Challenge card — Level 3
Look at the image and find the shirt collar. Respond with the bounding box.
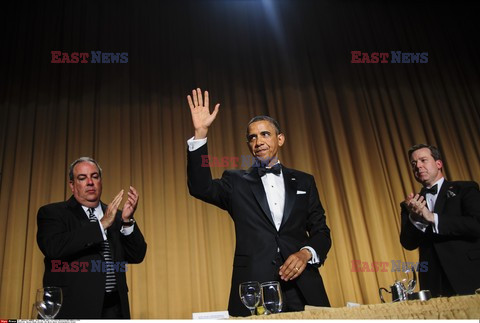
[81,204,101,216]
[427,177,445,194]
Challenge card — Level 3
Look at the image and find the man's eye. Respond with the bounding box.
[78,176,86,180]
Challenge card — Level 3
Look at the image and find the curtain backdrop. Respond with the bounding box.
[1,0,479,319]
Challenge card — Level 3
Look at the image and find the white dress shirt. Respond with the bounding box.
[410,177,444,233]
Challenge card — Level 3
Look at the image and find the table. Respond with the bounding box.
[238,294,480,319]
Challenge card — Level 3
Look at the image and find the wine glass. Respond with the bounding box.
[31,302,40,319]
[261,281,283,314]
[239,281,261,316]
[36,287,63,319]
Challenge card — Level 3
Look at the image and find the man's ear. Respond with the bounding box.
[278,133,285,147]
[69,181,74,192]
[436,159,443,171]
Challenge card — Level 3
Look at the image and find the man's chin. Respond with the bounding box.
[254,155,278,167]
[85,196,100,203]
[416,178,429,187]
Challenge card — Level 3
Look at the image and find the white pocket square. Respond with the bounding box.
[296,190,306,195]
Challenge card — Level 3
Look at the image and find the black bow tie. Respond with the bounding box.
[257,163,282,177]
[421,184,438,195]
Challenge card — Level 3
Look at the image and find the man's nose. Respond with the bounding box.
[255,137,264,147]
[86,177,94,185]
[415,163,424,172]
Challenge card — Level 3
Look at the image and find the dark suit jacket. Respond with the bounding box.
[400,180,480,296]
[37,196,147,319]
[187,144,331,316]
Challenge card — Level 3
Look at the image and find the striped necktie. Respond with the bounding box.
[87,208,117,293]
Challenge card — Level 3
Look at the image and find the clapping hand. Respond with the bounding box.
[404,193,434,223]
[100,190,124,229]
[99,186,139,229]
[122,186,139,222]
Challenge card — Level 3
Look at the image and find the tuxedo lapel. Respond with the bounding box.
[280,167,297,229]
[67,196,90,223]
[244,168,276,228]
[434,180,449,214]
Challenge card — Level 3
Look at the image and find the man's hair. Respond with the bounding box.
[245,115,282,140]
[68,157,103,181]
[408,144,443,161]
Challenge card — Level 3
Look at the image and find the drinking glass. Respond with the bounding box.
[31,302,40,319]
[261,281,283,314]
[36,287,63,319]
[239,281,261,316]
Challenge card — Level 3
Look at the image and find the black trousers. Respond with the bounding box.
[427,250,456,297]
[280,280,307,312]
[101,291,125,319]
[274,252,307,312]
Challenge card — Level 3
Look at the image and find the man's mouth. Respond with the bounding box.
[255,148,268,155]
[416,172,428,179]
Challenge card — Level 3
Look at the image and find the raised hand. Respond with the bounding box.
[100,190,124,229]
[187,88,220,139]
[122,186,139,221]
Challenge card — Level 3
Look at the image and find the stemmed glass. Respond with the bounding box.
[239,281,261,316]
[36,287,63,319]
[261,281,283,314]
[31,302,40,319]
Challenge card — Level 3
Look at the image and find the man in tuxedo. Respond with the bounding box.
[400,144,480,297]
[37,157,147,318]
[186,88,331,316]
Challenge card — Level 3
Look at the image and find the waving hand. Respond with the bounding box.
[187,88,220,139]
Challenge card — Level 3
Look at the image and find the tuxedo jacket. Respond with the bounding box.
[187,144,331,316]
[400,180,480,296]
[37,196,147,319]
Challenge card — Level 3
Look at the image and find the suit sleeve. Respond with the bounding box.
[305,177,331,266]
[117,211,147,264]
[399,202,426,250]
[37,205,105,259]
[187,143,233,211]
[437,182,480,238]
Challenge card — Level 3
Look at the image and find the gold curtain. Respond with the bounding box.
[1,1,479,319]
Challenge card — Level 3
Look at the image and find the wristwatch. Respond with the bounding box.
[121,218,136,227]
